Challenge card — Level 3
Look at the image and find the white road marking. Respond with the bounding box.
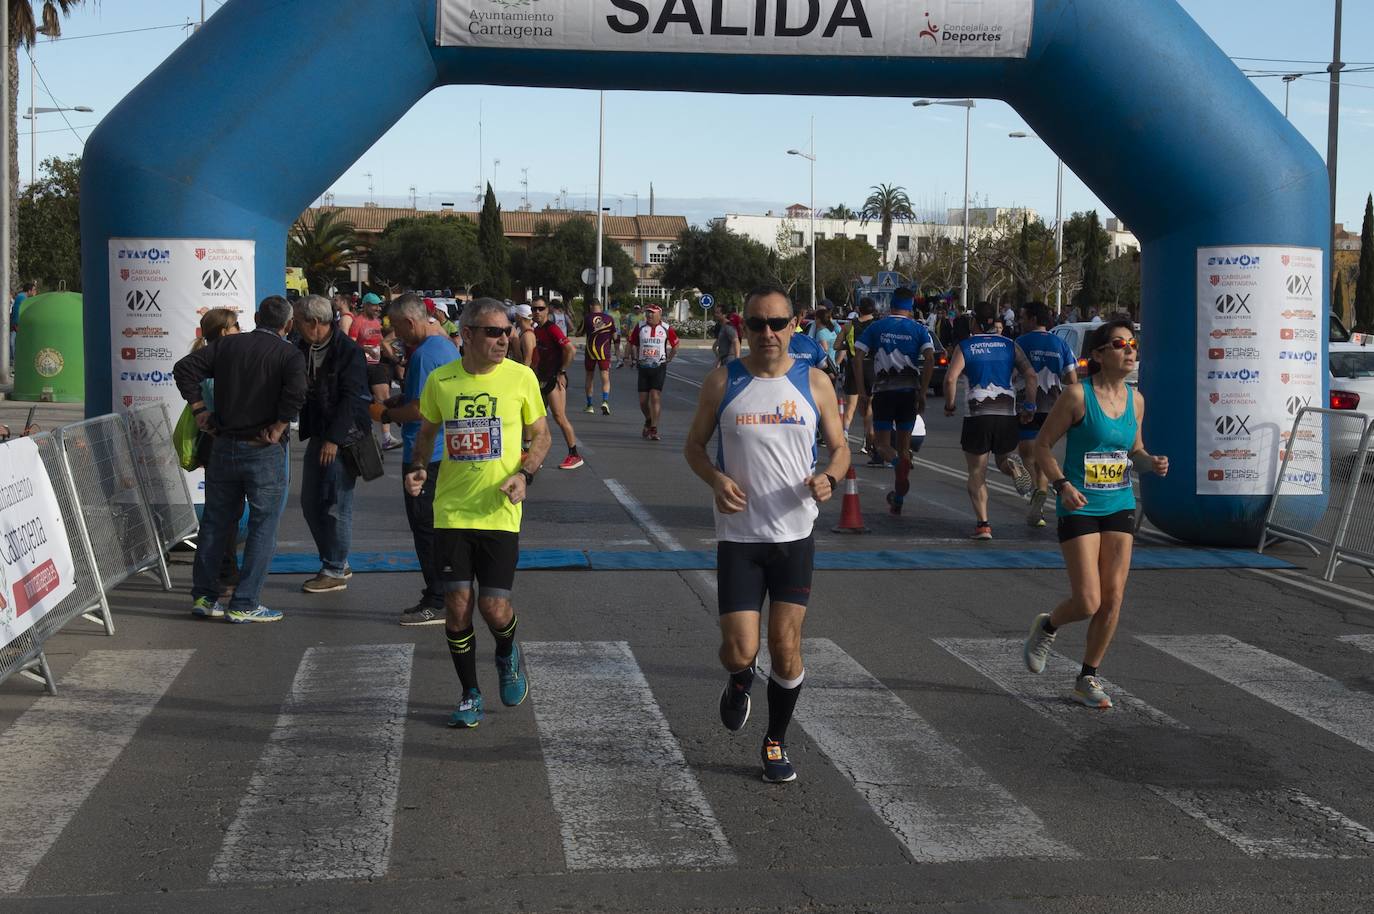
[0,649,194,894]
[794,638,1076,863]
[936,637,1184,729]
[1137,634,1374,754]
[1249,569,1374,615]
[524,641,734,870]
[1338,634,1374,652]
[604,478,717,594]
[940,636,1374,859]
[1148,787,1374,858]
[209,644,414,884]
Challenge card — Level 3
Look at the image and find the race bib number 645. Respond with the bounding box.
[445,417,502,462]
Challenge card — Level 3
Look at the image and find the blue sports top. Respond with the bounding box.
[853,315,935,393]
[958,333,1022,417]
[1016,330,1078,414]
[1060,379,1138,518]
[788,332,828,370]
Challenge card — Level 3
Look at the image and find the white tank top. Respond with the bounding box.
[714,359,820,543]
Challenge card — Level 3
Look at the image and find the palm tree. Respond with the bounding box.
[824,203,856,221]
[860,183,915,267]
[9,2,86,282]
[288,209,361,294]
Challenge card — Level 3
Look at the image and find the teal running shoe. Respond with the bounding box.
[449,688,484,728]
[226,605,284,624]
[496,644,529,707]
[191,597,223,620]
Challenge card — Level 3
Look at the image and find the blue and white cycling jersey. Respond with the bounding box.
[959,333,1023,417]
[853,316,935,393]
[1015,330,1078,414]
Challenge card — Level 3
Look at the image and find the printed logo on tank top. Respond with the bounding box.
[735,399,808,427]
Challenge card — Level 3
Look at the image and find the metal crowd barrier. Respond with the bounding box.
[1259,406,1374,582]
[1,409,197,693]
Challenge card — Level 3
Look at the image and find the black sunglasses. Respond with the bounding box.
[469,325,513,338]
[745,316,792,333]
[531,305,547,312]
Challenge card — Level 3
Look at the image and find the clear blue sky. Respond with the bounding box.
[23,0,1374,229]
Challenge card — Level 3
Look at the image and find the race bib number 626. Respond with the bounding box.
[444,417,502,462]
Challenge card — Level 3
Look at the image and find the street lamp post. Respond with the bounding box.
[1281,73,1301,118]
[23,106,93,184]
[595,91,605,304]
[1009,131,1065,313]
[787,115,817,313]
[914,99,976,311]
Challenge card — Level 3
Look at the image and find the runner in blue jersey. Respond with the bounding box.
[1015,302,1079,528]
[787,320,830,372]
[1021,320,1167,709]
[853,287,934,516]
[942,301,1037,540]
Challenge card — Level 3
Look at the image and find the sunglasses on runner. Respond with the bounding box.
[745,316,792,333]
[530,305,547,312]
[469,325,513,338]
[1098,337,1138,352]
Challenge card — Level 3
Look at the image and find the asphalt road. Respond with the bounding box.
[4,350,1374,913]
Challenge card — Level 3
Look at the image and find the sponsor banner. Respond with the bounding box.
[437,0,1034,58]
[1196,246,1322,496]
[0,438,77,648]
[108,239,257,504]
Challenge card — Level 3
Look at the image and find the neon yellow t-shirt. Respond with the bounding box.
[419,358,546,532]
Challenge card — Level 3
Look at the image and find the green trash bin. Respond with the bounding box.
[13,291,84,403]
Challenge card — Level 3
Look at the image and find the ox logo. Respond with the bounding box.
[1286,395,1311,416]
[1215,293,1250,314]
[1285,275,1313,296]
[202,269,238,291]
[125,289,162,312]
[1214,415,1251,437]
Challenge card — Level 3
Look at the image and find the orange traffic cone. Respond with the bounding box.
[832,466,868,534]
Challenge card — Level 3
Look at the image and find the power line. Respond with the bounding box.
[26,49,87,147]
[1231,55,1374,66]
[37,22,189,43]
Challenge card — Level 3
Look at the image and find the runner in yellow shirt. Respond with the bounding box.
[406,298,551,729]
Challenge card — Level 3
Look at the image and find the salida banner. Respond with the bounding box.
[1194,245,1323,496]
[108,238,256,503]
[437,0,1033,58]
[0,438,76,648]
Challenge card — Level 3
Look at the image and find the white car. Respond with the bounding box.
[1051,321,1141,388]
[1329,334,1374,463]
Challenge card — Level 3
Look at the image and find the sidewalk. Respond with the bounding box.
[0,377,84,434]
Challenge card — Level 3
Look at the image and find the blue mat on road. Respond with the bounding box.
[270,548,1289,574]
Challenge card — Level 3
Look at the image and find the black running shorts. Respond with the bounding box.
[871,389,919,433]
[1057,509,1137,543]
[366,362,393,388]
[434,529,519,598]
[638,364,668,393]
[961,414,1021,456]
[717,536,815,615]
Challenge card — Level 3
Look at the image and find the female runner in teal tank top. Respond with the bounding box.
[1019,320,1169,709]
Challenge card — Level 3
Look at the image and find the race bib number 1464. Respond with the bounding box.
[445,417,502,462]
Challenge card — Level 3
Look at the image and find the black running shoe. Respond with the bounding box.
[761,738,796,783]
[719,679,751,732]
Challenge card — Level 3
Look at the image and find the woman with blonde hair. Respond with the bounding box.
[189,307,241,615]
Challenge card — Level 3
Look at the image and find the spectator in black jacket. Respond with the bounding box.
[295,294,370,593]
[174,295,305,624]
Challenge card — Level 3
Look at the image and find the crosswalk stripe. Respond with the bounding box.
[935,636,1185,729]
[0,649,194,894]
[209,644,415,885]
[938,637,1374,858]
[524,641,735,871]
[1337,633,1374,653]
[1137,634,1374,755]
[794,638,1077,862]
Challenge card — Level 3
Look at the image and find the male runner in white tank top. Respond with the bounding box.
[684,286,851,783]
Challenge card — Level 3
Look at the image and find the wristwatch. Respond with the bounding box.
[1051,477,1070,494]
[519,468,535,486]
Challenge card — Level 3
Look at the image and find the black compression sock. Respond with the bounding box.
[1042,618,1058,635]
[766,671,805,743]
[568,446,579,457]
[1080,663,1098,679]
[490,615,518,658]
[446,626,479,692]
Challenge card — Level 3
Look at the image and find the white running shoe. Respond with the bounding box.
[1023,613,1056,674]
[1006,453,1034,498]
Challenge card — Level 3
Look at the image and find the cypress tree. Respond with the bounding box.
[478,183,511,298]
[1355,193,1374,332]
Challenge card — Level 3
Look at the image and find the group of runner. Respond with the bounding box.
[384,281,1165,781]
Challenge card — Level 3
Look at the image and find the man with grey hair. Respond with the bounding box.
[405,297,550,728]
[378,292,460,625]
[174,295,306,623]
[294,294,370,593]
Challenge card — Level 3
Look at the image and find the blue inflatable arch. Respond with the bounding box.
[80,0,1329,546]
